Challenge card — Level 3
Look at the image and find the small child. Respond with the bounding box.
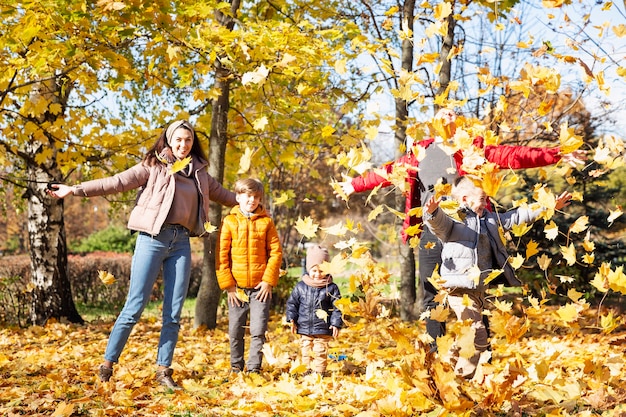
[286,245,343,376]
[217,178,283,373]
[423,176,571,378]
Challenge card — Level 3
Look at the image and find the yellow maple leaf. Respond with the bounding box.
[315,309,328,321]
[235,288,249,303]
[320,254,348,277]
[492,299,512,313]
[367,204,385,221]
[237,147,255,174]
[608,206,623,225]
[537,253,552,271]
[560,243,577,266]
[321,221,348,237]
[203,222,217,234]
[468,265,481,286]
[169,156,191,175]
[456,325,477,359]
[483,269,504,286]
[429,304,450,322]
[544,220,559,240]
[567,288,584,302]
[600,312,621,334]
[424,241,437,250]
[273,190,294,206]
[583,239,595,252]
[555,303,579,323]
[582,253,595,264]
[568,215,589,234]
[608,265,626,294]
[509,254,525,269]
[98,270,116,285]
[295,216,319,239]
[525,240,540,259]
[330,178,349,202]
[559,121,583,154]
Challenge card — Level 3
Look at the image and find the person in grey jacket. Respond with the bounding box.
[286,245,343,375]
[48,120,237,389]
[423,176,571,378]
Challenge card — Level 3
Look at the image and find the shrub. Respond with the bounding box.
[70,225,137,254]
[0,252,203,326]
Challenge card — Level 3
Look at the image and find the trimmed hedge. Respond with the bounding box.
[0,252,203,326]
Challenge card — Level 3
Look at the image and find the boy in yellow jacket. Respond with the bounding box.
[217,178,282,373]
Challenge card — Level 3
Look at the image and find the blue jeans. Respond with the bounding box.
[228,287,270,371]
[104,224,191,367]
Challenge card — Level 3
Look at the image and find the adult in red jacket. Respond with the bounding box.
[336,109,584,350]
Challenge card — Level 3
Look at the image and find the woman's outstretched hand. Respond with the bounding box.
[46,184,74,199]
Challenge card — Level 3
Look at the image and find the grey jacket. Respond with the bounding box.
[73,158,236,236]
[424,204,544,289]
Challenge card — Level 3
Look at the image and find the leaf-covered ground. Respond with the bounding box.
[1,305,625,417]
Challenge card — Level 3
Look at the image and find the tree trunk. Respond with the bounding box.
[194,56,232,329]
[26,78,82,325]
[397,0,419,321]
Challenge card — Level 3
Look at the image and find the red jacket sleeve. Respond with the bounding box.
[484,145,561,169]
[453,136,562,174]
[350,141,431,193]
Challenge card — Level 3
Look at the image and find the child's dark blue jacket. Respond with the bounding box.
[285,277,343,336]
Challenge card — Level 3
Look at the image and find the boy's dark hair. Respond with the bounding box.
[234,178,264,196]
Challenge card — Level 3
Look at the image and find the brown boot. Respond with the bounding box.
[156,368,181,390]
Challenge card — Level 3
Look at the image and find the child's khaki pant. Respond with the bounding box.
[300,334,332,373]
[447,289,490,379]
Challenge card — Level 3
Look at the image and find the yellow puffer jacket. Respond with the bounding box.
[216,205,282,290]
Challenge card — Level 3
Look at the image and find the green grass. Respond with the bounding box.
[76,297,197,322]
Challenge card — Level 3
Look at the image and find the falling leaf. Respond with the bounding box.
[320,254,348,277]
[600,312,621,334]
[203,222,217,234]
[582,253,595,264]
[544,221,559,240]
[98,270,116,285]
[321,221,348,237]
[567,288,583,302]
[169,156,191,174]
[568,216,589,234]
[429,304,450,322]
[235,288,249,303]
[509,254,525,269]
[295,216,319,239]
[315,309,329,321]
[560,243,577,266]
[483,269,504,286]
[238,147,255,174]
[608,206,623,225]
[557,275,574,284]
[367,205,385,221]
[555,303,579,323]
[273,190,294,206]
[558,121,583,153]
[525,240,540,259]
[537,254,552,271]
